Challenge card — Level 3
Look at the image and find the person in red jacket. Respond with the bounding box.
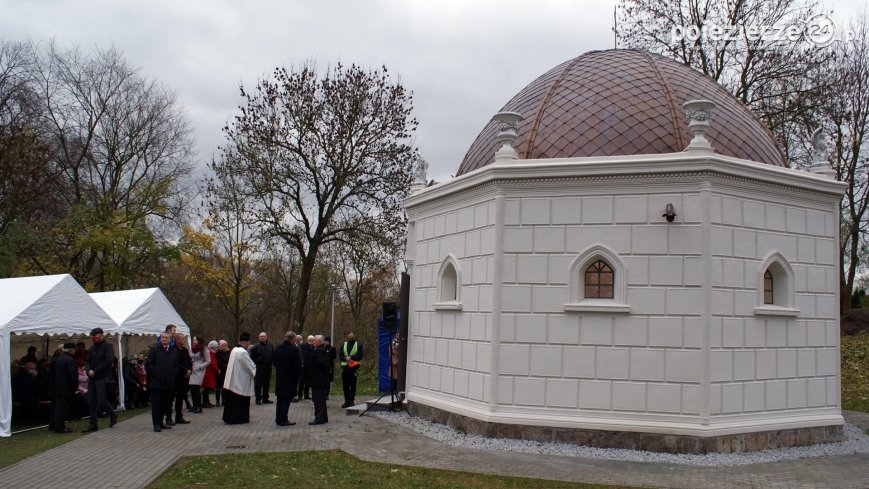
[202,340,220,408]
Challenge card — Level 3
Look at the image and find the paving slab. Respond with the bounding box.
[1,400,867,489]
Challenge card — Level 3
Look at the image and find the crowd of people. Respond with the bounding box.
[10,324,365,434]
[218,329,362,429]
[11,339,118,429]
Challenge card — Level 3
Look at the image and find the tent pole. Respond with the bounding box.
[116,335,125,412]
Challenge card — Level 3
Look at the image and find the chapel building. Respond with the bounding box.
[402,49,846,453]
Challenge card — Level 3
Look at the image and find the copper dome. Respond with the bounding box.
[457,49,786,176]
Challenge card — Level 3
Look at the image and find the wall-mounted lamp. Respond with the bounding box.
[663,203,677,223]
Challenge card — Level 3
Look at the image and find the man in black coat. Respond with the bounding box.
[83,328,117,432]
[20,346,39,365]
[298,335,314,400]
[272,331,301,426]
[170,333,192,425]
[146,332,179,432]
[52,343,78,433]
[323,336,337,399]
[123,357,143,409]
[11,361,38,424]
[250,332,274,405]
[308,335,332,425]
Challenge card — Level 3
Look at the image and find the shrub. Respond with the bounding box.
[842,332,869,412]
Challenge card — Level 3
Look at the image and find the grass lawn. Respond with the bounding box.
[355,365,381,396]
[147,449,639,489]
[0,406,144,469]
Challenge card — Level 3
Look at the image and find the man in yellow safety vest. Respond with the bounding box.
[339,331,364,408]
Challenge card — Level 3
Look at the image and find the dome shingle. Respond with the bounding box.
[458,50,786,176]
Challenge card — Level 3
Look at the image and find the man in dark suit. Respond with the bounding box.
[52,342,78,433]
[170,333,192,425]
[250,332,275,405]
[146,331,179,432]
[272,331,302,426]
[298,335,314,400]
[323,336,337,399]
[308,335,332,425]
[83,327,117,432]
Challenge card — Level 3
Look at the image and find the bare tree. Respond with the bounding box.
[0,41,64,275]
[159,257,232,340]
[0,42,48,232]
[616,0,829,160]
[259,244,299,329]
[222,63,416,328]
[323,222,401,328]
[0,41,35,126]
[180,151,266,340]
[618,3,869,312]
[815,17,869,312]
[30,42,194,289]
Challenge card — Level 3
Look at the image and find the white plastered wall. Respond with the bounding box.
[406,187,498,409]
[404,153,845,436]
[495,180,708,428]
[706,186,841,426]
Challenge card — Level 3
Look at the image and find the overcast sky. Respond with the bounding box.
[1,0,864,182]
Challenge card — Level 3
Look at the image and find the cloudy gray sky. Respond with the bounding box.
[1,0,864,181]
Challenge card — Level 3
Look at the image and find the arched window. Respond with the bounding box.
[440,262,458,301]
[754,252,798,317]
[763,269,774,305]
[565,245,629,313]
[434,254,462,311]
[585,260,614,299]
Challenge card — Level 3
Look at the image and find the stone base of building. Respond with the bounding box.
[407,401,844,454]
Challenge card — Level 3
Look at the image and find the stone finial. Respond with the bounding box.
[682,100,715,152]
[808,128,835,179]
[410,151,429,194]
[811,128,830,162]
[491,111,523,162]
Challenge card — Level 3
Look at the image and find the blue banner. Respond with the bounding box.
[377,312,399,392]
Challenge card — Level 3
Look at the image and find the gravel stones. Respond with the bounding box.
[372,411,869,467]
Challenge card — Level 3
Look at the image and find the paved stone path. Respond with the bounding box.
[1,400,867,489]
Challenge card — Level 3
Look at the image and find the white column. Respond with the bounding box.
[404,219,417,395]
[700,179,712,424]
[489,189,505,411]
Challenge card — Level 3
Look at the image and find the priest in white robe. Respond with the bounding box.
[222,332,256,424]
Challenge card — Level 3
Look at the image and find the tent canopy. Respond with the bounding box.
[90,288,188,336]
[89,288,189,421]
[0,274,117,335]
[1,274,118,437]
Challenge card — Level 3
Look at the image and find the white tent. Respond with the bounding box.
[89,288,189,411]
[0,274,117,437]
